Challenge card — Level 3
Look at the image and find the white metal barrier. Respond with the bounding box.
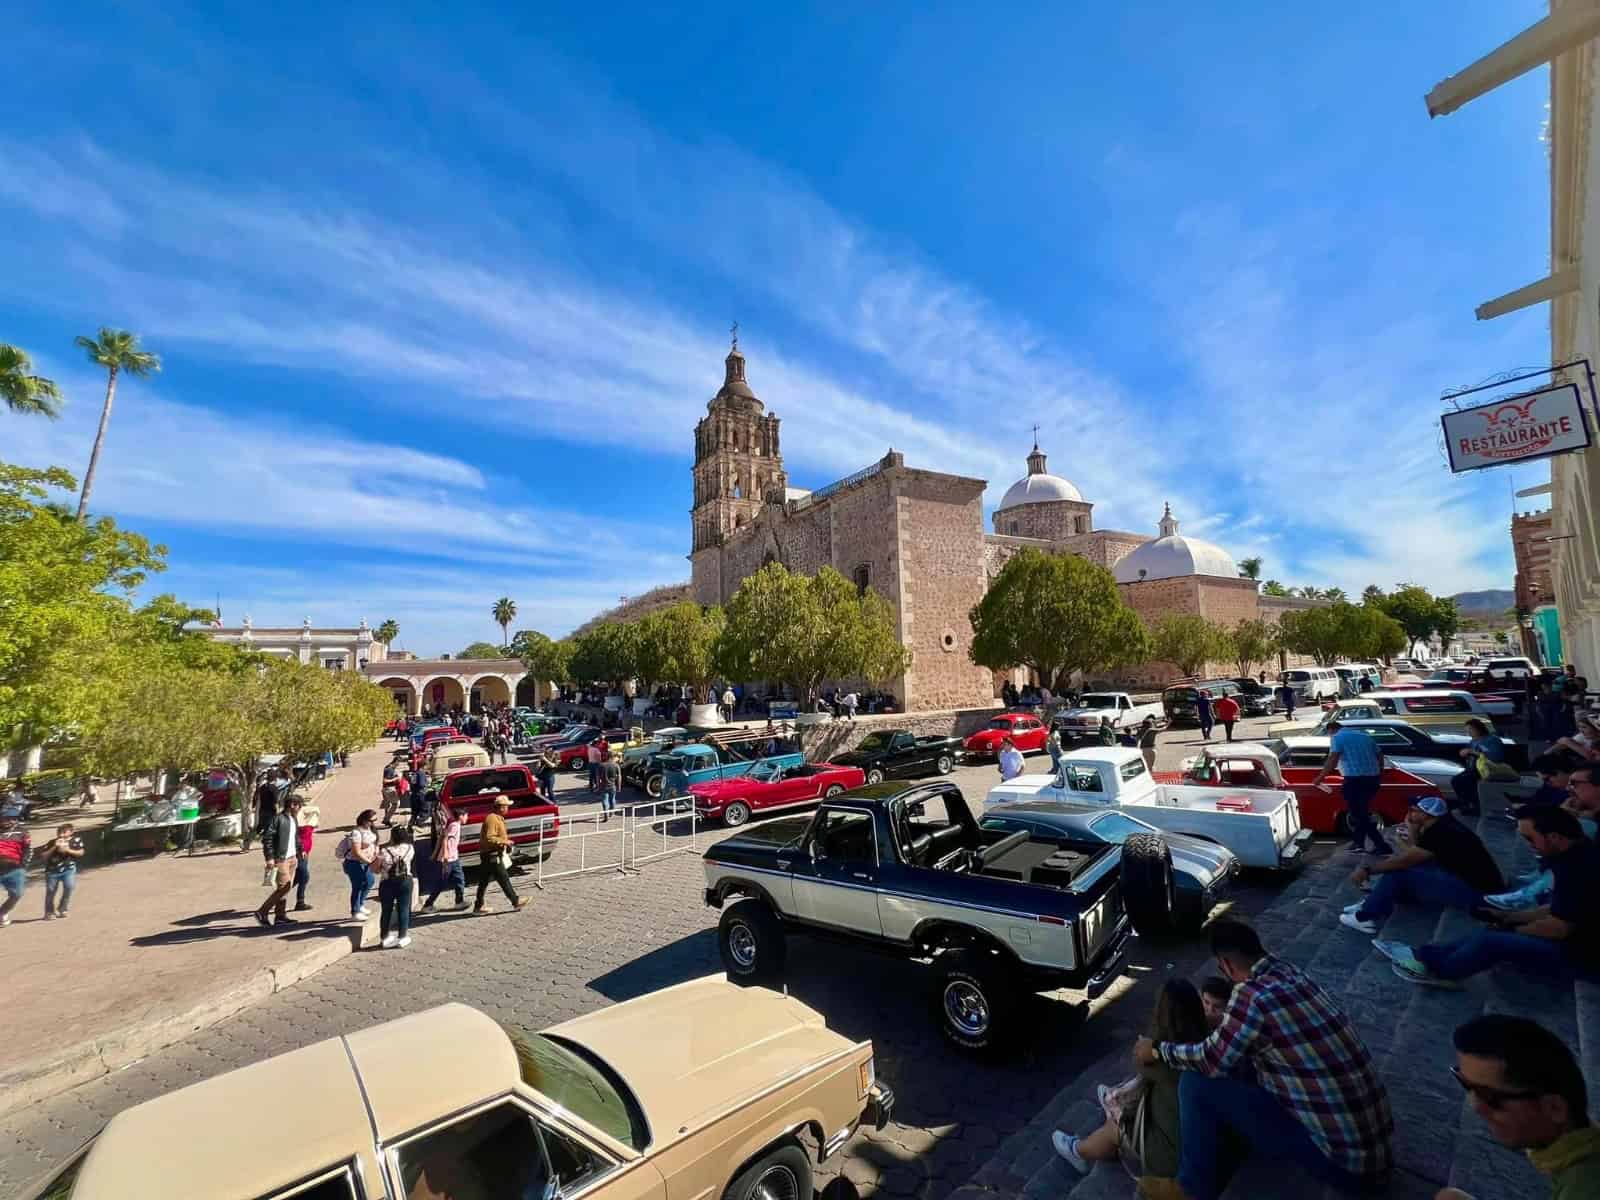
[624,798,699,868]
[526,812,628,888]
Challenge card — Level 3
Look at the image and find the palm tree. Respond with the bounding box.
[1,344,62,418]
[492,597,517,650]
[1237,556,1262,580]
[1323,587,1348,603]
[73,328,161,521]
[375,619,400,647]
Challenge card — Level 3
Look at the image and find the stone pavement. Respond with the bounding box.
[0,714,1573,1199]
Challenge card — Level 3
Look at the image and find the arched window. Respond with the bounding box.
[1075,515,1088,534]
[853,563,871,594]
[732,474,744,500]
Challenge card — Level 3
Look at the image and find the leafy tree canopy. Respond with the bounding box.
[459,641,504,660]
[1229,619,1277,677]
[1262,580,1288,597]
[1148,614,1232,678]
[509,629,573,684]
[968,549,1147,690]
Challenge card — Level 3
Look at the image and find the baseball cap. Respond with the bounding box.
[1409,795,1448,818]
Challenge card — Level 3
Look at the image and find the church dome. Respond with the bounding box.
[710,338,763,409]
[1114,504,1238,583]
[997,443,1083,509]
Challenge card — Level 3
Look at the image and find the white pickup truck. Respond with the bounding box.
[986,746,1314,871]
[1053,692,1165,741]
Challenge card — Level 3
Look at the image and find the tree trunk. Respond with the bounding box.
[76,365,118,521]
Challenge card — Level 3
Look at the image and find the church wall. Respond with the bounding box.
[993,499,1093,541]
[893,470,996,710]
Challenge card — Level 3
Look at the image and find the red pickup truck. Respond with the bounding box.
[438,763,560,861]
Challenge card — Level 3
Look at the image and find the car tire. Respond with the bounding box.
[723,1141,811,1200]
[645,774,664,800]
[866,768,885,785]
[823,784,845,798]
[933,946,1021,1054]
[724,801,751,827]
[1121,833,1177,937]
[719,899,787,985]
[936,754,954,775]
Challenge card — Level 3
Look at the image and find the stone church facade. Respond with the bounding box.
[688,342,1307,710]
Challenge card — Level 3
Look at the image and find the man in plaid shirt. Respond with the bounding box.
[1134,920,1392,1200]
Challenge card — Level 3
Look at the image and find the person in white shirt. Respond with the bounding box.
[843,692,859,721]
[998,737,1026,781]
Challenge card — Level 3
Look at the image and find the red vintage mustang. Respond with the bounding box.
[963,712,1049,758]
[690,761,866,827]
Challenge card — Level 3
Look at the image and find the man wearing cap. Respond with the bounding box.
[1339,795,1503,935]
[474,794,529,914]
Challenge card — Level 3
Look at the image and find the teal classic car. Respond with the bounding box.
[660,743,806,803]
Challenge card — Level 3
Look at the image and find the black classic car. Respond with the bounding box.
[828,729,965,784]
[703,781,1167,1052]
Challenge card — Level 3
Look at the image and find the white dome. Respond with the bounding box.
[998,472,1083,509]
[1114,505,1238,583]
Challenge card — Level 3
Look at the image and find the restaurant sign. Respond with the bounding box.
[1442,381,1592,473]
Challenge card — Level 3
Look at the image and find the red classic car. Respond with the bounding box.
[689,761,867,827]
[962,712,1049,758]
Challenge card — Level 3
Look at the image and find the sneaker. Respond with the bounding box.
[473,904,487,914]
[354,907,370,919]
[1372,939,1428,974]
[56,909,67,918]
[1391,959,1463,989]
[1342,901,1365,915]
[455,899,469,910]
[1051,1131,1090,1176]
[274,915,298,927]
[42,911,54,920]
[1339,912,1378,935]
[1096,1083,1117,1111]
[514,897,530,910]
[293,902,313,912]
[1483,890,1535,911]
[397,936,411,948]
[254,911,271,928]
[381,932,399,948]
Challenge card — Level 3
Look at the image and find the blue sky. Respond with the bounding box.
[0,2,1556,654]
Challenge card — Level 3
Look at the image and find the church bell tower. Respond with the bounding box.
[689,331,786,601]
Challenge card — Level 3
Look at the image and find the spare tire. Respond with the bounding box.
[1121,833,1177,937]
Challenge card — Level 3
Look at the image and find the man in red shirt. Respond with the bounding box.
[1213,693,1241,742]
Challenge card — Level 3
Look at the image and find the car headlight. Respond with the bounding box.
[858,1056,875,1099]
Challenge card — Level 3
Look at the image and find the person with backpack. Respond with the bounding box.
[421,803,466,911]
[338,809,380,920]
[376,826,416,948]
[0,813,33,927]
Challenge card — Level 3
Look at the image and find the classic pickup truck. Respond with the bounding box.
[1053,693,1165,741]
[703,781,1146,1052]
[829,729,965,783]
[987,746,1314,871]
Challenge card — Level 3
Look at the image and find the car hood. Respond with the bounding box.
[966,729,1007,746]
[707,813,814,853]
[544,976,858,1149]
[1060,707,1117,720]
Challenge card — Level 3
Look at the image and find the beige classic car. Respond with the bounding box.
[26,977,892,1200]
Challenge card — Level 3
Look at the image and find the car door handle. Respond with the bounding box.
[850,872,871,881]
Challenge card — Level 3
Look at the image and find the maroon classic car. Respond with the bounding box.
[689,761,867,827]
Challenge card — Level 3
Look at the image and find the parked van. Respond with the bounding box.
[1280,667,1340,701]
[1162,678,1244,726]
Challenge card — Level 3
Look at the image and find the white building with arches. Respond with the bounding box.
[359,658,529,715]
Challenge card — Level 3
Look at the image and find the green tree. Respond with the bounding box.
[1236,556,1262,580]
[1276,607,1345,666]
[0,344,61,418]
[1229,619,1277,677]
[1378,584,1444,657]
[459,640,502,660]
[509,629,573,686]
[967,548,1148,691]
[1277,601,1407,665]
[492,597,517,648]
[0,462,165,751]
[716,563,911,701]
[73,328,161,521]
[375,619,399,647]
[1262,580,1289,597]
[633,602,725,702]
[1361,585,1386,607]
[1149,614,1231,677]
[1432,596,1460,650]
[568,621,641,686]
[1322,587,1348,603]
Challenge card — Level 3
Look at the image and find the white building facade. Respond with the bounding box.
[358,659,528,716]
[207,617,387,671]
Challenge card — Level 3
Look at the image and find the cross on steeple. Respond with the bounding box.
[730,320,739,351]
[1030,422,1040,447]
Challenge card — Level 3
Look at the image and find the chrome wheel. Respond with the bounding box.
[936,754,953,774]
[751,1165,800,1200]
[866,768,885,785]
[725,802,750,827]
[727,920,758,969]
[943,979,990,1037]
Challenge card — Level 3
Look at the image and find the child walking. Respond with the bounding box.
[43,823,85,918]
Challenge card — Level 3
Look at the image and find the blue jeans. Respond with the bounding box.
[0,866,25,918]
[344,859,374,915]
[1342,775,1390,853]
[424,860,466,906]
[1416,930,1575,980]
[294,856,311,906]
[601,786,616,813]
[45,866,78,915]
[1177,1073,1368,1199]
[539,768,556,800]
[1357,863,1481,923]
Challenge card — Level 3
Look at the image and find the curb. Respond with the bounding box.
[0,920,370,1120]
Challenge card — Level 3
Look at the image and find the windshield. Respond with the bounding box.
[985,718,1014,730]
[1078,694,1118,708]
[1164,688,1198,702]
[509,1030,649,1151]
[751,762,782,782]
[855,732,892,751]
[1089,812,1151,842]
[1285,671,1310,682]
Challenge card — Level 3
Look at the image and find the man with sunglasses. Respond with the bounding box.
[1438,1015,1599,1199]
[1378,805,1600,987]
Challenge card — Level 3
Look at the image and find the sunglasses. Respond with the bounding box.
[1450,1066,1540,1110]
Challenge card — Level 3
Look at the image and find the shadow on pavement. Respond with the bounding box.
[130,916,358,947]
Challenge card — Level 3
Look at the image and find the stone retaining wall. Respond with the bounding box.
[797,706,1003,760]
